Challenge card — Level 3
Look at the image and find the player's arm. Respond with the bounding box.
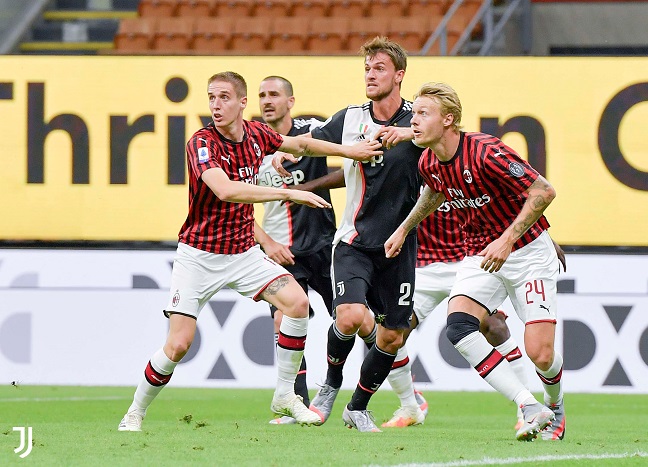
[291,168,345,192]
[385,185,446,258]
[201,167,331,208]
[373,125,415,149]
[479,175,556,273]
[254,221,295,266]
[273,136,382,176]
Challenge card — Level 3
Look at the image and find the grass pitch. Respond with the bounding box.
[1,386,646,466]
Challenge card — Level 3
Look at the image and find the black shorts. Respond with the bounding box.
[331,236,416,330]
[269,244,334,318]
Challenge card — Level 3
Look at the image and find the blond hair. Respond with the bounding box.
[414,82,463,131]
[208,71,247,97]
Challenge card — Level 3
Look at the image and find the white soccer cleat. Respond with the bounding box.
[381,405,425,428]
[414,390,429,417]
[118,411,144,432]
[269,415,297,425]
[271,393,322,426]
[516,402,555,441]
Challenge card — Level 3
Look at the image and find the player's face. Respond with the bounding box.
[411,96,450,147]
[258,79,294,125]
[208,80,247,128]
[364,52,404,101]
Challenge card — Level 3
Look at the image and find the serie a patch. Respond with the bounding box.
[198,147,209,163]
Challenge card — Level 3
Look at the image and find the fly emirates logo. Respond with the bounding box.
[437,187,491,213]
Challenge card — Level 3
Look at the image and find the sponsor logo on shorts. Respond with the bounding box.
[172,291,180,307]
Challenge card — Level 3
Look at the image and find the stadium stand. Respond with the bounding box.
[267,16,310,54]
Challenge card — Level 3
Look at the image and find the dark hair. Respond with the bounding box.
[261,76,294,97]
[360,36,407,72]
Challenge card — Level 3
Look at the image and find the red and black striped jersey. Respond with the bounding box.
[178,120,283,254]
[416,210,465,267]
[419,131,550,256]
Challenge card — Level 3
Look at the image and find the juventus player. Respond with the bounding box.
[255,76,336,425]
[117,71,383,431]
[274,37,424,432]
[385,82,565,441]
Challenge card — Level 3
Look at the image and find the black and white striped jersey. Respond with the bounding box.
[311,100,423,250]
[257,118,336,255]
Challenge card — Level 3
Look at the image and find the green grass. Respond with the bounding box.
[0,386,646,466]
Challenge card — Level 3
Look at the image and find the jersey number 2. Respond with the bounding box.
[398,283,413,306]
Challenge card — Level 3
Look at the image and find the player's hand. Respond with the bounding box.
[478,237,514,273]
[272,151,298,177]
[552,239,567,272]
[374,126,414,149]
[288,190,332,209]
[384,228,406,258]
[263,239,295,266]
[347,139,383,162]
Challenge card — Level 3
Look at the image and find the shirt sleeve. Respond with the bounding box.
[186,132,221,178]
[310,108,348,144]
[419,149,443,192]
[482,142,539,195]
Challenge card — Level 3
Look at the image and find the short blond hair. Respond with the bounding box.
[415,82,463,131]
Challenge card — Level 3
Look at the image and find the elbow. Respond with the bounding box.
[547,185,557,203]
[213,186,237,202]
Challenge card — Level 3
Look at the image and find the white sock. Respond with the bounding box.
[275,315,308,398]
[129,348,177,415]
[455,332,536,407]
[536,352,564,405]
[387,346,417,409]
[495,337,529,389]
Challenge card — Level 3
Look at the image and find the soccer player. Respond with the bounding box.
[254,75,336,425]
[385,82,565,441]
[274,37,424,432]
[117,71,383,432]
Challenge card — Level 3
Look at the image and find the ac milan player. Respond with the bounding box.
[254,75,336,425]
[385,82,565,441]
[274,37,425,432]
[118,71,382,431]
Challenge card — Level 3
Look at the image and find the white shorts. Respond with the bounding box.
[450,230,559,324]
[413,261,461,323]
[165,242,290,319]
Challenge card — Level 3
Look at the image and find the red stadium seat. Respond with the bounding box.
[215,0,255,17]
[138,0,179,17]
[328,0,367,18]
[268,17,310,53]
[366,0,406,18]
[387,16,432,53]
[291,0,329,16]
[191,17,233,52]
[153,17,194,52]
[253,0,293,17]
[347,17,389,53]
[307,17,349,53]
[230,16,271,53]
[406,0,445,17]
[176,0,218,16]
[114,18,157,52]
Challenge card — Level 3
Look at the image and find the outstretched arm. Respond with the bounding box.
[385,186,446,258]
[202,167,331,208]
[479,175,557,273]
[292,168,345,192]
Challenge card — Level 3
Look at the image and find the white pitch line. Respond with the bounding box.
[381,451,648,467]
[0,396,128,403]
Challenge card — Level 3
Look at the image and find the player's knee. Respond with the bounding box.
[335,304,364,333]
[165,337,193,361]
[480,313,510,346]
[446,312,481,345]
[527,345,554,371]
[281,291,309,319]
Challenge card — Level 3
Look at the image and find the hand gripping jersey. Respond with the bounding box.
[257,118,336,255]
[179,120,283,254]
[419,131,550,256]
[311,100,423,250]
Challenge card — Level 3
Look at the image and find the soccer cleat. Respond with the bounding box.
[271,393,322,426]
[516,402,556,441]
[118,411,144,432]
[309,384,340,423]
[414,390,429,417]
[381,405,425,428]
[269,415,297,425]
[541,398,565,440]
[514,405,524,431]
[342,406,381,432]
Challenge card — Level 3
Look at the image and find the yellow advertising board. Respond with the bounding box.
[0,56,646,245]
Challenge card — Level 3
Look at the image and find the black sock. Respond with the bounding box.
[294,357,309,406]
[348,345,395,411]
[325,322,356,388]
